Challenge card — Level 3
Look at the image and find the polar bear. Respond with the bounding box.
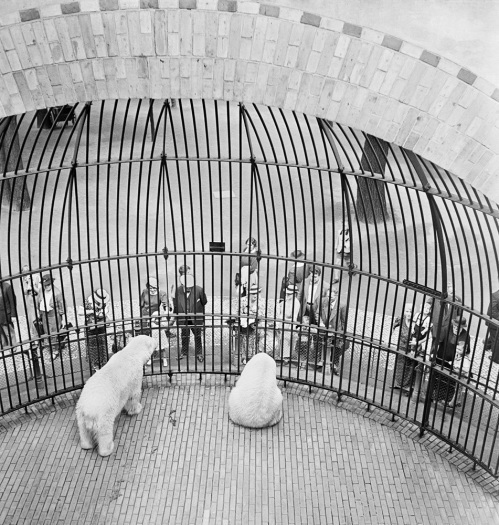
[228,352,283,428]
[76,335,157,456]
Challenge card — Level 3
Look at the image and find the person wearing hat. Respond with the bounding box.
[81,289,111,371]
[138,277,171,338]
[278,249,313,304]
[427,316,471,406]
[0,276,18,350]
[36,274,66,359]
[276,282,301,363]
[300,266,329,326]
[173,273,208,362]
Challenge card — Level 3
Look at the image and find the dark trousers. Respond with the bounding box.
[180,321,204,355]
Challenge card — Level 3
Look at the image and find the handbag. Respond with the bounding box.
[33,318,44,336]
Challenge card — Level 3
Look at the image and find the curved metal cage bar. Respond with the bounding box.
[1,100,499,479]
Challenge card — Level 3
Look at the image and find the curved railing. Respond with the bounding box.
[1,255,499,479]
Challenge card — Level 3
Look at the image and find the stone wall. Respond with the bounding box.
[0,0,498,201]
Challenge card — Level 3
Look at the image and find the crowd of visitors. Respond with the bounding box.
[0,224,498,410]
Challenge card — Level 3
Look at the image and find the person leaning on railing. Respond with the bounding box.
[78,289,111,372]
[409,297,433,399]
[36,274,67,360]
[429,316,471,406]
[388,303,417,397]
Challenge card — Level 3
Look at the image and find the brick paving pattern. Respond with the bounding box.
[1,375,498,525]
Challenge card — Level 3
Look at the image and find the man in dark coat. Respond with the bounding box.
[316,286,349,374]
[0,279,17,349]
[173,273,208,362]
[485,288,499,363]
[431,282,462,357]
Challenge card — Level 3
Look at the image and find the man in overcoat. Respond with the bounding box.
[485,287,499,363]
[315,286,349,375]
[173,273,208,362]
[0,278,17,349]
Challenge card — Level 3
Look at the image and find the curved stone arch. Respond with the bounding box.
[0,1,498,200]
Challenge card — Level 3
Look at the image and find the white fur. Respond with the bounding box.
[228,352,283,428]
[75,335,157,456]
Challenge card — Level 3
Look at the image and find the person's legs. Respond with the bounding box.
[180,326,190,356]
[191,325,204,358]
[332,254,342,282]
[47,314,60,359]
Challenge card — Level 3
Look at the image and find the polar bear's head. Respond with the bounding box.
[124,334,158,364]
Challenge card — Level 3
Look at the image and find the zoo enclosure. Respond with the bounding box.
[1,99,499,478]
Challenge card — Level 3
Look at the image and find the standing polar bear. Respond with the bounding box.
[76,335,157,456]
[228,352,283,428]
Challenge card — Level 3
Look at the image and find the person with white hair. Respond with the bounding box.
[137,277,170,337]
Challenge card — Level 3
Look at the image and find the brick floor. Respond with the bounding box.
[0,375,498,525]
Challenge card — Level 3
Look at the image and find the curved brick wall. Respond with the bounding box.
[0,0,498,201]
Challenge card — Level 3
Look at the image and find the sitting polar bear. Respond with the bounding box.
[228,352,283,428]
[76,335,157,456]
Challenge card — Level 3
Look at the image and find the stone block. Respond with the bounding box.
[54,18,76,61]
[218,0,237,12]
[420,50,440,67]
[238,2,259,14]
[259,4,279,18]
[158,0,179,7]
[333,33,350,59]
[301,13,321,28]
[319,17,343,33]
[141,0,159,7]
[80,0,101,11]
[381,34,402,52]
[338,38,361,82]
[62,2,82,14]
[473,77,495,97]
[273,20,292,67]
[228,13,242,59]
[437,57,460,76]
[342,22,362,38]
[20,9,41,22]
[99,0,119,10]
[0,12,21,27]
[400,41,423,59]
[457,68,477,86]
[279,7,301,23]
[179,0,197,9]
